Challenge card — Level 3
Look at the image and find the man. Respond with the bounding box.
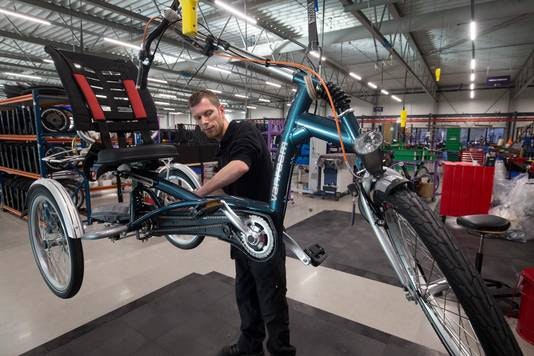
[189,90,296,356]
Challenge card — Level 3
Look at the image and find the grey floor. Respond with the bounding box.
[1,191,533,355]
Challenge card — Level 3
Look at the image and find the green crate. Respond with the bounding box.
[393,148,420,161]
[446,128,461,151]
[447,151,460,161]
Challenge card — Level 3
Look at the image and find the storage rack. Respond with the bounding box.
[0,89,92,219]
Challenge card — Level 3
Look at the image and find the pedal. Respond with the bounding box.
[304,244,328,267]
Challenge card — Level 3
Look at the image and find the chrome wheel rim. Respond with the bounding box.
[390,212,484,356]
[30,195,72,292]
[161,173,200,245]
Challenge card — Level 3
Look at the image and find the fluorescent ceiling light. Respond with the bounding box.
[470,73,475,82]
[214,0,257,25]
[225,109,234,112]
[309,50,326,61]
[43,59,54,64]
[169,112,183,115]
[247,106,257,109]
[95,94,107,99]
[470,58,476,70]
[291,88,297,92]
[286,103,291,106]
[207,65,232,75]
[163,108,176,111]
[391,95,402,102]
[258,98,270,103]
[349,72,362,81]
[210,89,223,94]
[470,83,475,90]
[4,72,42,80]
[154,101,171,106]
[234,93,248,99]
[265,81,281,88]
[470,21,477,41]
[0,9,51,26]
[155,93,176,99]
[470,90,475,99]
[380,89,389,95]
[367,82,377,89]
[103,37,140,50]
[148,77,168,84]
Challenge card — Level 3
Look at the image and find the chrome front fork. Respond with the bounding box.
[359,180,415,300]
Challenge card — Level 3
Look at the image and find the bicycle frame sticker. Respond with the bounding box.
[271,140,288,203]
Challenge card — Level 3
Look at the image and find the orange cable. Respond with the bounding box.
[215,53,349,163]
[142,16,160,46]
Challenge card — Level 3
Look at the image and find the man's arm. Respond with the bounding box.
[196,160,249,197]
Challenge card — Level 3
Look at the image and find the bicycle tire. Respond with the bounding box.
[60,180,85,210]
[384,188,521,356]
[158,168,205,250]
[27,185,84,299]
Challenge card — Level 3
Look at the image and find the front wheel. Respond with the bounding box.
[384,189,521,356]
[158,167,205,250]
[27,182,84,299]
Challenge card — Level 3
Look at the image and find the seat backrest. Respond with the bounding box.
[45,46,158,148]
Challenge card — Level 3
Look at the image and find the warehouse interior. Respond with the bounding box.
[1,0,534,355]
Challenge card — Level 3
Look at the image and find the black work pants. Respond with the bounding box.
[231,244,296,356]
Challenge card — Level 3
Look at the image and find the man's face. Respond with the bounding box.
[190,97,227,140]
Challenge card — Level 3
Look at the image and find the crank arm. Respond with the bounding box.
[283,231,312,265]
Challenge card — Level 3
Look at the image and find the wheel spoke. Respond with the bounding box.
[390,211,483,356]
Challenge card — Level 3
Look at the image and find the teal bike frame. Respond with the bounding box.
[125,71,360,237]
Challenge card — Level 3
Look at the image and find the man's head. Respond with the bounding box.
[189,90,228,140]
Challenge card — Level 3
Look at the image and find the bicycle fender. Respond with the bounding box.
[371,167,410,205]
[157,163,201,188]
[27,178,85,239]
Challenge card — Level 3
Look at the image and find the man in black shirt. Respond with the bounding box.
[189,90,296,356]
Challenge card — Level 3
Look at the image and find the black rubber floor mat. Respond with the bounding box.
[23,272,443,356]
[286,210,401,286]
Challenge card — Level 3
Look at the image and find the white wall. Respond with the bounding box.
[376,87,534,117]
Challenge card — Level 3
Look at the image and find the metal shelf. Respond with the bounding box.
[1,205,24,218]
[0,94,33,107]
[0,135,77,143]
[0,135,37,141]
[0,166,40,179]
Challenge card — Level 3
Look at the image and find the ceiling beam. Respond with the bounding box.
[253,0,534,56]
[343,0,401,11]
[87,0,372,103]
[339,1,438,101]
[511,48,534,100]
[387,3,438,100]
[16,0,142,34]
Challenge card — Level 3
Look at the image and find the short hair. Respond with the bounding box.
[188,89,220,108]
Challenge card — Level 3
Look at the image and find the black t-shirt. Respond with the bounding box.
[217,120,273,203]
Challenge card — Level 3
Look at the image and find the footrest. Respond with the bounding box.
[304,243,328,267]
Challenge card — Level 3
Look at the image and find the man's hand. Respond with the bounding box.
[195,160,249,196]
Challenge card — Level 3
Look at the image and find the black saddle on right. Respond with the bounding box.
[456,214,511,233]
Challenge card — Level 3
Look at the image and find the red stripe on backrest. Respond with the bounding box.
[73,73,105,121]
[122,80,147,119]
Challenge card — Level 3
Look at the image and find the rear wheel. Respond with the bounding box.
[27,185,84,299]
[158,168,204,250]
[384,188,521,356]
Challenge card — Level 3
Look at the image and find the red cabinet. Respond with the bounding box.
[439,162,495,217]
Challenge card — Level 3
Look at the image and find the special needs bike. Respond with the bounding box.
[26,2,521,355]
